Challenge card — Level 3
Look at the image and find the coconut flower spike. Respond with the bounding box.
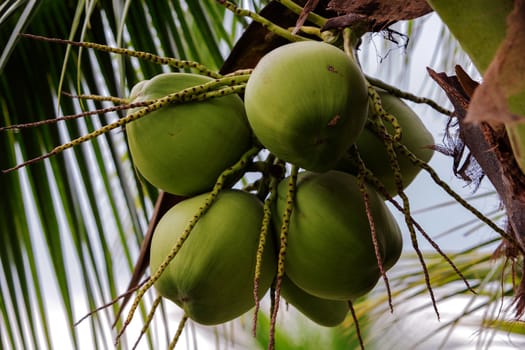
[365,74,453,117]
[252,176,279,336]
[20,34,222,78]
[353,145,394,312]
[396,142,520,249]
[1,74,249,135]
[3,78,247,173]
[168,314,189,350]
[352,152,477,296]
[367,89,441,320]
[131,295,163,350]
[367,85,402,142]
[268,165,299,350]
[114,146,260,345]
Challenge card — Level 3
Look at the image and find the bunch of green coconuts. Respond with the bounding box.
[126,41,433,327]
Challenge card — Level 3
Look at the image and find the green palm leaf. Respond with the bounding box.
[0,1,246,349]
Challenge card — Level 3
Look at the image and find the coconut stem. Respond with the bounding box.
[74,277,149,327]
[20,33,222,78]
[0,101,143,131]
[168,314,189,350]
[366,96,518,250]
[362,93,516,252]
[368,87,402,141]
[115,146,261,345]
[366,86,404,196]
[365,74,454,117]
[290,26,323,39]
[268,165,298,350]
[3,82,247,173]
[368,85,441,320]
[395,140,522,251]
[131,295,163,350]
[274,0,328,27]
[252,175,279,336]
[216,0,310,43]
[342,27,362,61]
[2,74,248,135]
[352,145,394,313]
[61,91,130,104]
[254,154,277,201]
[348,300,365,350]
[352,148,477,296]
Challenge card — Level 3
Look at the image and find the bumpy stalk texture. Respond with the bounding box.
[168,315,189,350]
[4,79,248,173]
[253,176,279,335]
[354,145,393,312]
[115,146,261,344]
[21,34,223,78]
[269,165,298,350]
[368,88,440,320]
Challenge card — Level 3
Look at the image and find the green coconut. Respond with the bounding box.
[126,73,252,196]
[281,275,348,327]
[273,171,402,301]
[338,90,434,196]
[150,190,276,325]
[244,41,368,172]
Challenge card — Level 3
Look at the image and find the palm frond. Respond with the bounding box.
[0,1,246,349]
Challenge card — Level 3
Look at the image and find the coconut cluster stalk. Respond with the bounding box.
[3,75,250,173]
[116,145,261,345]
[269,165,298,350]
